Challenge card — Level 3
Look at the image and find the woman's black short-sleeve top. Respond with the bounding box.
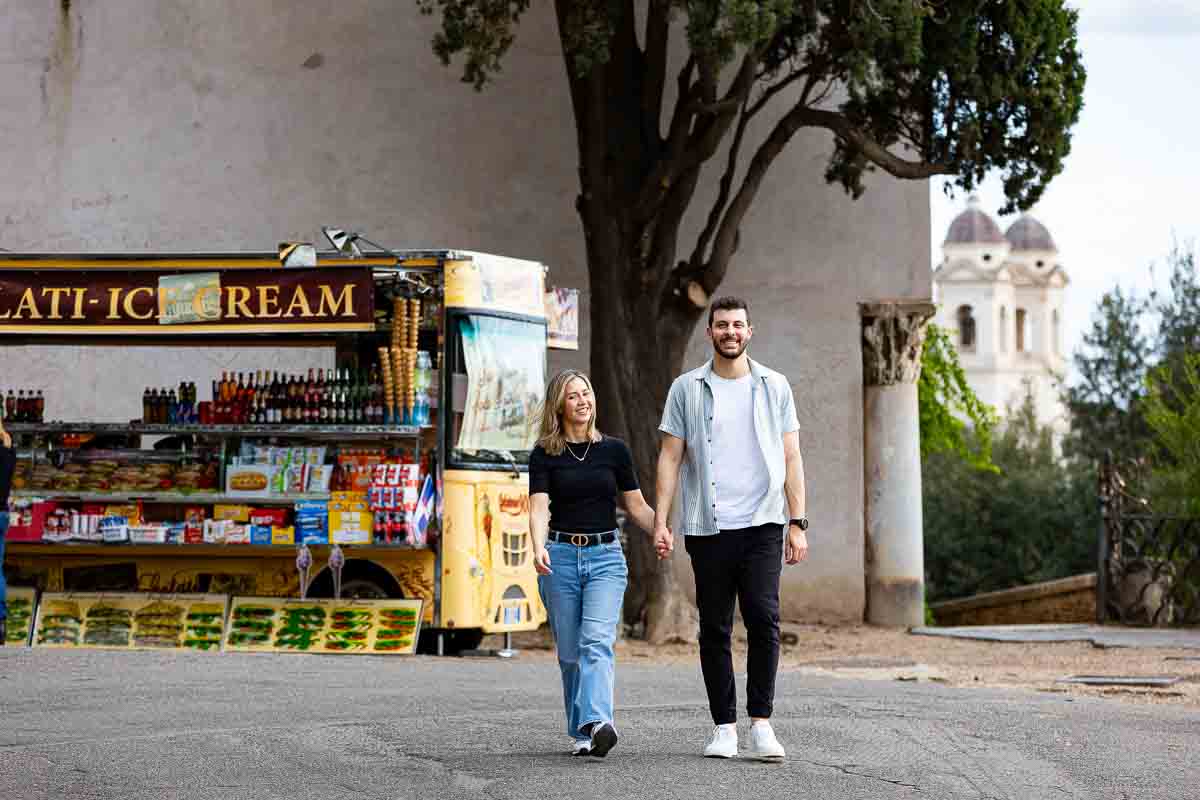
[528,436,639,533]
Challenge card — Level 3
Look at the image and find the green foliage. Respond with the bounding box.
[418,0,1086,213]
[1064,242,1200,474]
[1143,353,1200,515]
[1063,286,1154,466]
[918,323,996,470]
[923,395,1097,602]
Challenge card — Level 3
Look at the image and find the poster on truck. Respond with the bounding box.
[225,596,423,655]
[32,592,229,651]
[6,587,37,646]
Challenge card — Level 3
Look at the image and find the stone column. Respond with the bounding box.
[860,300,936,627]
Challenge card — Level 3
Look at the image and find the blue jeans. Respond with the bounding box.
[537,537,627,741]
[0,512,8,620]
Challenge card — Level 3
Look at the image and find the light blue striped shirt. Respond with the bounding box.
[659,358,800,536]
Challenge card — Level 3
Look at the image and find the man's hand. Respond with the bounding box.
[0,430,10,448]
[653,523,674,559]
[785,526,808,565]
[533,545,553,575]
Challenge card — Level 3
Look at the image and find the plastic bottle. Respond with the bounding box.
[413,389,430,426]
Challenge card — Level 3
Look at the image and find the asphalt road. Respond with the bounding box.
[1,647,1196,800]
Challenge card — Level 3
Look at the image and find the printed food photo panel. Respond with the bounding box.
[32,593,229,651]
[224,597,423,655]
[6,587,37,646]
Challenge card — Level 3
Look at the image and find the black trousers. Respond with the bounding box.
[685,523,783,724]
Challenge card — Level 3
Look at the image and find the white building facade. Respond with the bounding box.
[932,198,1070,434]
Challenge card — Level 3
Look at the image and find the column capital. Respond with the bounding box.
[859,300,937,386]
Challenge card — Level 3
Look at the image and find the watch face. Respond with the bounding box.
[793,518,808,531]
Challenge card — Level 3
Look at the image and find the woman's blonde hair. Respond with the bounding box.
[536,369,602,456]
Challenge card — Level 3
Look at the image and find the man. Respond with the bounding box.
[654,296,808,762]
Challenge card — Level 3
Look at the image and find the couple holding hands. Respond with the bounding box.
[529,297,809,761]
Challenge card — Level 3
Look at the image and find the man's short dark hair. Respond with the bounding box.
[709,296,750,326]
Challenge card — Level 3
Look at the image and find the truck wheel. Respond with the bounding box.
[337,578,390,599]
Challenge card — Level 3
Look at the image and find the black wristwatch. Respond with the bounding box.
[789,517,809,532]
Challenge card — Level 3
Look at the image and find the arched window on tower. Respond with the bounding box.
[1016,308,1028,352]
[1052,309,1061,355]
[998,306,1008,352]
[956,305,976,350]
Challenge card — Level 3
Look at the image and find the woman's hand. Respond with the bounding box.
[0,420,10,448]
[534,545,553,575]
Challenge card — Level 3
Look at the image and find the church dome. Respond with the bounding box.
[1005,214,1057,252]
[944,196,1006,245]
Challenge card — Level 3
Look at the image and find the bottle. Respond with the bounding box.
[318,386,331,425]
[143,388,151,422]
[414,389,429,426]
[5,390,14,421]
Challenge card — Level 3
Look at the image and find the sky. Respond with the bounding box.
[929,0,1200,377]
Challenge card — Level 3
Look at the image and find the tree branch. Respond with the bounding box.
[555,0,608,208]
[633,49,762,222]
[642,0,671,145]
[689,91,752,271]
[803,108,956,180]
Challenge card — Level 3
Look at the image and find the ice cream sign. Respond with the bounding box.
[0,268,374,334]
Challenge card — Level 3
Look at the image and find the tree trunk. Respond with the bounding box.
[582,216,702,643]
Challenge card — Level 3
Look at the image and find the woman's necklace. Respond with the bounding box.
[564,439,592,462]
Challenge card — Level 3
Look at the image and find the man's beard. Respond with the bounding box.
[711,336,748,360]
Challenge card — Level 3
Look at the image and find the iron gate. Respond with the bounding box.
[1098,454,1200,625]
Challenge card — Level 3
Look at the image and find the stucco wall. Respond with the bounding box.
[0,1,929,622]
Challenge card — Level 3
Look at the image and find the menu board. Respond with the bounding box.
[32,592,229,651]
[6,587,37,646]
[225,597,423,655]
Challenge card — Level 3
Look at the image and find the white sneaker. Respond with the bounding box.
[571,740,592,756]
[746,722,785,762]
[703,723,738,758]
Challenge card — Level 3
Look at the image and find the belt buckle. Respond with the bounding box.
[570,534,589,547]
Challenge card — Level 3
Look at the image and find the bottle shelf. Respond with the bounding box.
[6,422,431,439]
[12,490,332,504]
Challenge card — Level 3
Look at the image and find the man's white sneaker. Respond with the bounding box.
[747,722,785,762]
[703,723,738,758]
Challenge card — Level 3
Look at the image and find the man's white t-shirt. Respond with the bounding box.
[709,372,769,529]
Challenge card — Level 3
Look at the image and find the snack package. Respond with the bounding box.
[184,506,206,544]
[306,465,333,493]
[104,503,143,526]
[249,508,288,528]
[129,524,169,544]
[224,524,250,544]
[249,525,273,545]
[213,504,251,522]
[284,463,307,495]
[271,526,295,545]
[165,522,186,545]
[99,516,129,543]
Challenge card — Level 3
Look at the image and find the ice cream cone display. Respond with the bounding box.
[391,296,408,352]
[378,346,395,422]
[407,298,421,349]
[405,347,417,420]
[390,346,404,419]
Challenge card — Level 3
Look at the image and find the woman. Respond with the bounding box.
[0,416,14,646]
[529,370,656,758]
